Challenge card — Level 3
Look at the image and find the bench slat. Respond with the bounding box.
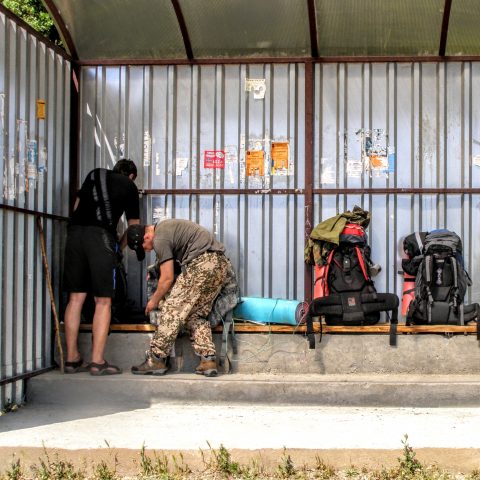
[72,323,477,334]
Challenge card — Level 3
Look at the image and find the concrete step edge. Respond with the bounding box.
[27,371,480,408]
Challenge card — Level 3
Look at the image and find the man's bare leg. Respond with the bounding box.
[91,296,112,365]
[64,292,87,363]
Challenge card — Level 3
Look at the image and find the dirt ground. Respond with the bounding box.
[1,446,479,477]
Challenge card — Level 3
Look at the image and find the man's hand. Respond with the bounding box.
[144,260,174,315]
[145,298,158,315]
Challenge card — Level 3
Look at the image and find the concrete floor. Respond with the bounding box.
[2,401,480,451]
[2,398,480,474]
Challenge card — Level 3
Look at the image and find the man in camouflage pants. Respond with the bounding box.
[127,219,230,376]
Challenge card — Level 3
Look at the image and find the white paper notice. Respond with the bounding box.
[176,158,189,176]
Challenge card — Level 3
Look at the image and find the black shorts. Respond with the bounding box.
[63,225,117,298]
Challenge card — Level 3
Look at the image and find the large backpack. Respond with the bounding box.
[305,223,399,347]
[316,224,379,325]
[406,230,479,326]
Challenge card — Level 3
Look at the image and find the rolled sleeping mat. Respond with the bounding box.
[233,297,306,325]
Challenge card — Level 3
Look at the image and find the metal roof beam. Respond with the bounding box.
[42,0,78,60]
[171,0,194,60]
[307,0,319,58]
[77,55,480,67]
[439,0,453,56]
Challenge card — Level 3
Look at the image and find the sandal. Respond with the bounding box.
[64,358,90,374]
[89,361,122,376]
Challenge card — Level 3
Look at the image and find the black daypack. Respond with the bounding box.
[406,230,479,327]
[305,223,399,347]
[401,231,428,276]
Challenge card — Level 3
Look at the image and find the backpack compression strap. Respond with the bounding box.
[424,254,434,323]
[354,246,370,281]
[448,257,465,325]
[450,257,462,313]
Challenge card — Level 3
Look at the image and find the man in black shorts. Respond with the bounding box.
[63,159,140,375]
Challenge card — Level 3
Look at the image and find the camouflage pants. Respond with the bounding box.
[150,252,229,358]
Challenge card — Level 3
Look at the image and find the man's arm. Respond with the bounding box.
[119,218,140,249]
[145,259,175,315]
[120,181,141,249]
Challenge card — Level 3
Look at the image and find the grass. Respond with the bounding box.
[1,437,479,480]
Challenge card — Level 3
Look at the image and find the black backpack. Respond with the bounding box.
[305,223,399,347]
[401,231,428,276]
[406,230,479,326]
[319,224,380,325]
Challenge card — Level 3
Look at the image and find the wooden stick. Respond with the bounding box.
[36,216,64,373]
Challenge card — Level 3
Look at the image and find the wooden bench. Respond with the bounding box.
[75,322,478,335]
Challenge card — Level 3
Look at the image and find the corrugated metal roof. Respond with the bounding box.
[41,0,480,63]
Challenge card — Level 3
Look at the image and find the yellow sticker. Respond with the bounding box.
[36,100,46,119]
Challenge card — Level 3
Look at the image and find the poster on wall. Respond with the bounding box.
[353,128,395,177]
[246,150,265,176]
[245,78,266,100]
[16,119,27,196]
[346,159,363,178]
[176,157,189,176]
[26,139,38,191]
[320,157,336,185]
[204,150,225,169]
[271,141,289,175]
[225,145,238,185]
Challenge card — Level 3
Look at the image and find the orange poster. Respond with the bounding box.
[246,150,265,176]
[271,141,289,172]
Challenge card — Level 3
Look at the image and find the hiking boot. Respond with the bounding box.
[195,355,217,377]
[131,352,168,376]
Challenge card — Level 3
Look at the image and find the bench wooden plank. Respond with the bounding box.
[72,322,477,334]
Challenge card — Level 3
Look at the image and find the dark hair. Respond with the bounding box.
[113,159,137,178]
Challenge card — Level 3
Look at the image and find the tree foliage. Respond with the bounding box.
[1,0,61,44]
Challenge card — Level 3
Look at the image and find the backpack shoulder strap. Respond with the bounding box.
[323,249,335,296]
[414,231,424,253]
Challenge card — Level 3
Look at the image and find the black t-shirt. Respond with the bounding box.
[71,168,139,235]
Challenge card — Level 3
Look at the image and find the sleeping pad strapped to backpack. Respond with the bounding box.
[405,230,479,332]
[305,223,399,348]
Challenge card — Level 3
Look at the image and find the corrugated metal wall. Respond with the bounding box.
[78,61,480,312]
[0,11,71,406]
[314,62,480,304]
[79,64,305,306]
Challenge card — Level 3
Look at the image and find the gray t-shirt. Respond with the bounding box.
[153,219,225,266]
